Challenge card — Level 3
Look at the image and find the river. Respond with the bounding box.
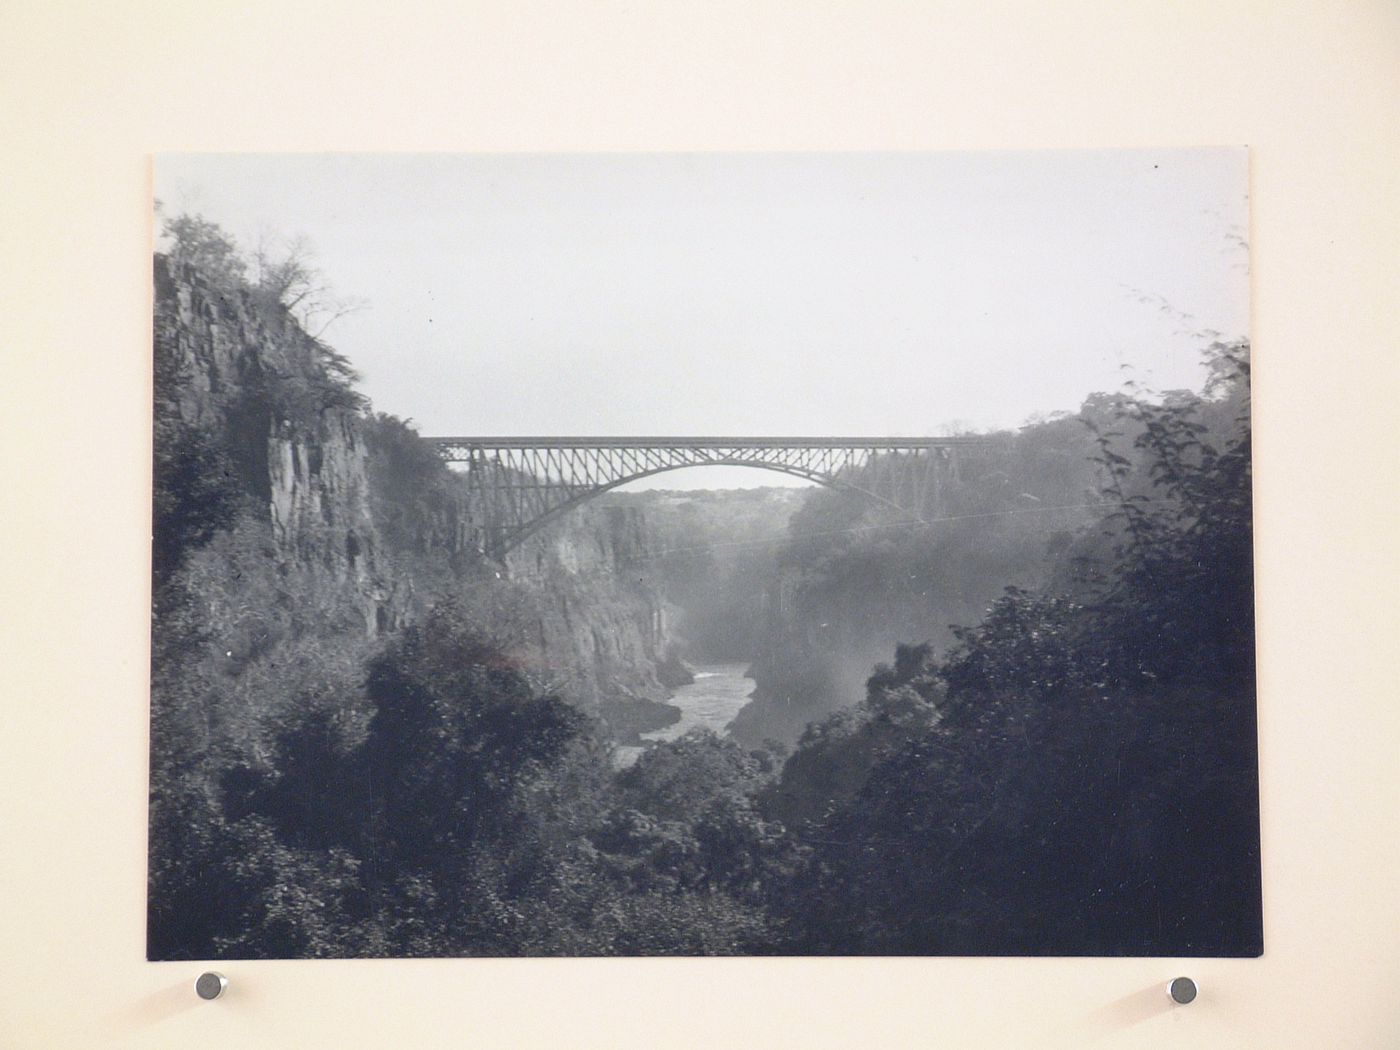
[615,661,754,767]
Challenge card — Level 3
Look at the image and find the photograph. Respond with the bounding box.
[149,150,1260,959]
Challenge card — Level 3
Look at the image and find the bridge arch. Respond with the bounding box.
[427,436,984,560]
[495,459,918,553]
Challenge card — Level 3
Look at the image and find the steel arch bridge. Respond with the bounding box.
[427,435,988,560]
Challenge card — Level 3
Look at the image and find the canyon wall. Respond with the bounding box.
[154,254,675,735]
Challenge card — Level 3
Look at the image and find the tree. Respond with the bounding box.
[252,233,368,338]
[151,417,243,585]
[162,212,247,291]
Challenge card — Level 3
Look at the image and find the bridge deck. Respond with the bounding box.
[426,435,988,449]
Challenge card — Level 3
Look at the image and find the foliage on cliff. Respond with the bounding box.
[361,412,463,556]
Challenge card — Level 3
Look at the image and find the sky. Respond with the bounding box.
[155,150,1249,489]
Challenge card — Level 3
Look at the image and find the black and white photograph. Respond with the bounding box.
[149,150,1260,960]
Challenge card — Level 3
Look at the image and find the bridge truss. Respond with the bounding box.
[427,436,987,560]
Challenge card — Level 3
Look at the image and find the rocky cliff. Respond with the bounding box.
[155,255,401,636]
[502,507,684,740]
[507,506,668,704]
[154,253,677,736]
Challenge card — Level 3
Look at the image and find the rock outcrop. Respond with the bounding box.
[506,506,680,733]
[155,255,397,636]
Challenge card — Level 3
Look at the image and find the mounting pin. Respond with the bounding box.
[1167,976,1197,1005]
[195,972,227,1001]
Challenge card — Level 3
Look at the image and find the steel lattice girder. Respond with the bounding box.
[426,436,987,558]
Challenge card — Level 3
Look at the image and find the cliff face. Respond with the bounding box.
[154,254,674,731]
[155,255,395,636]
[506,506,668,708]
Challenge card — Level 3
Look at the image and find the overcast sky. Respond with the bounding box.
[156,150,1248,488]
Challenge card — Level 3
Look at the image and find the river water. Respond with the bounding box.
[615,661,754,767]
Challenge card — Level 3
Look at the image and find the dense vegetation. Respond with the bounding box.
[756,344,1258,954]
[151,215,1258,958]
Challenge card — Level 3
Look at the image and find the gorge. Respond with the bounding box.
[150,216,1260,960]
